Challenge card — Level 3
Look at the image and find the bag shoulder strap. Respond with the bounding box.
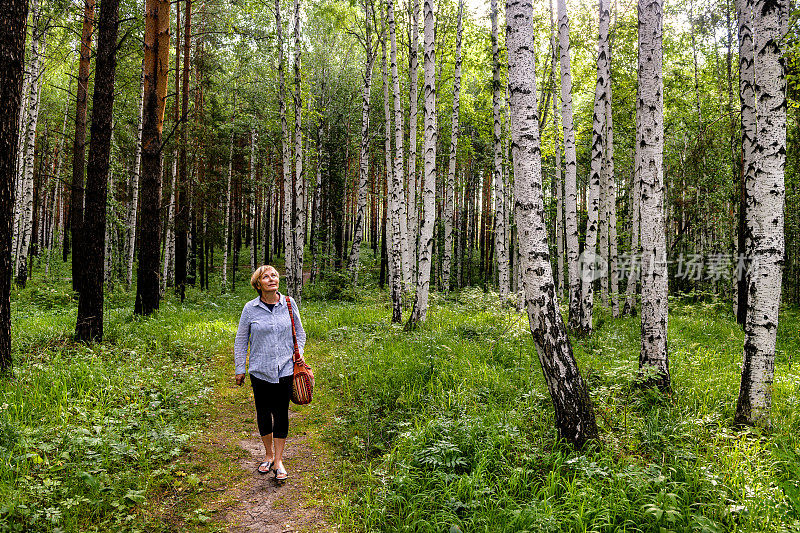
[286,295,300,363]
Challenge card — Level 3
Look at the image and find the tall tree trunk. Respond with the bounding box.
[736,0,756,327]
[407,0,419,281]
[14,0,45,287]
[442,0,463,294]
[134,0,170,316]
[382,37,402,322]
[637,0,669,389]
[491,0,509,297]
[276,0,292,293]
[222,122,234,291]
[70,0,94,294]
[162,154,176,295]
[126,67,144,286]
[580,0,610,336]
[506,0,598,448]
[75,0,120,340]
[0,0,28,370]
[291,0,305,304]
[550,0,563,299]
[557,0,580,330]
[250,127,257,271]
[606,88,619,316]
[388,0,410,289]
[406,0,436,328]
[735,0,787,426]
[348,0,377,283]
[175,0,191,300]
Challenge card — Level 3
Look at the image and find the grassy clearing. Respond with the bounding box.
[313,288,800,533]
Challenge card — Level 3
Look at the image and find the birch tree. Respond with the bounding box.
[605,63,619,316]
[557,0,580,330]
[637,0,669,389]
[222,121,234,291]
[491,0,509,297]
[580,0,610,336]
[406,0,436,328]
[276,0,293,296]
[126,70,144,286]
[442,0,463,294]
[175,0,192,301]
[506,0,597,448]
[290,0,305,304]
[348,0,379,283]
[735,0,788,426]
[382,38,402,322]
[407,0,419,276]
[0,0,28,370]
[14,0,46,287]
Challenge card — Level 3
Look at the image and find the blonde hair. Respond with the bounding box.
[250,265,279,295]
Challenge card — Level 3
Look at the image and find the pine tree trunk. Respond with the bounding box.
[637,0,669,389]
[14,0,46,287]
[135,0,171,316]
[442,0,463,295]
[506,0,597,448]
[735,0,787,426]
[557,0,581,330]
[407,0,437,328]
[75,0,120,340]
[0,0,28,370]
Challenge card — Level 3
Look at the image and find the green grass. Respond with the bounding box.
[3,254,800,532]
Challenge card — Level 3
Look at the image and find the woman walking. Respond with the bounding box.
[234,265,306,482]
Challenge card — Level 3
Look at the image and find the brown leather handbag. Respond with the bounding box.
[286,296,314,405]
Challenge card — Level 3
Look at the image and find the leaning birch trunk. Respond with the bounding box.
[221,125,234,292]
[637,0,669,389]
[442,0,463,294]
[735,0,787,426]
[506,0,597,448]
[382,38,402,323]
[276,0,293,292]
[406,0,437,328]
[348,0,376,283]
[407,0,419,280]
[388,0,410,288]
[605,63,619,316]
[126,69,145,286]
[292,0,304,304]
[491,0,509,298]
[14,12,45,286]
[557,0,581,330]
[580,0,609,336]
[736,0,756,326]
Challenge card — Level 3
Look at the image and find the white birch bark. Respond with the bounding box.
[276,0,293,293]
[550,0,563,298]
[387,0,410,288]
[46,94,70,274]
[126,69,145,286]
[348,0,377,283]
[250,127,257,272]
[407,0,436,327]
[491,0,509,297]
[222,125,234,292]
[161,153,177,296]
[637,0,669,389]
[14,8,46,281]
[557,0,581,330]
[292,0,305,304]
[407,0,419,279]
[506,0,597,447]
[580,0,610,335]
[442,0,463,294]
[606,90,619,316]
[735,0,788,426]
[383,34,402,322]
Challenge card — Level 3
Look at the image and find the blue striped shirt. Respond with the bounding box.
[234,294,306,383]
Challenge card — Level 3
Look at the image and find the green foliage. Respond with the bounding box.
[319,292,800,532]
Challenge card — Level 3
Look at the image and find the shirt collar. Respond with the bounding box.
[253,292,284,310]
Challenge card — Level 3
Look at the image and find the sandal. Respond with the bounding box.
[257,460,273,474]
[274,464,289,481]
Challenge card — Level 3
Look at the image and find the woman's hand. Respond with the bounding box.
[235,373,246,386]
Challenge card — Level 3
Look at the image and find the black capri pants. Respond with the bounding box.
[250,374,292,439]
